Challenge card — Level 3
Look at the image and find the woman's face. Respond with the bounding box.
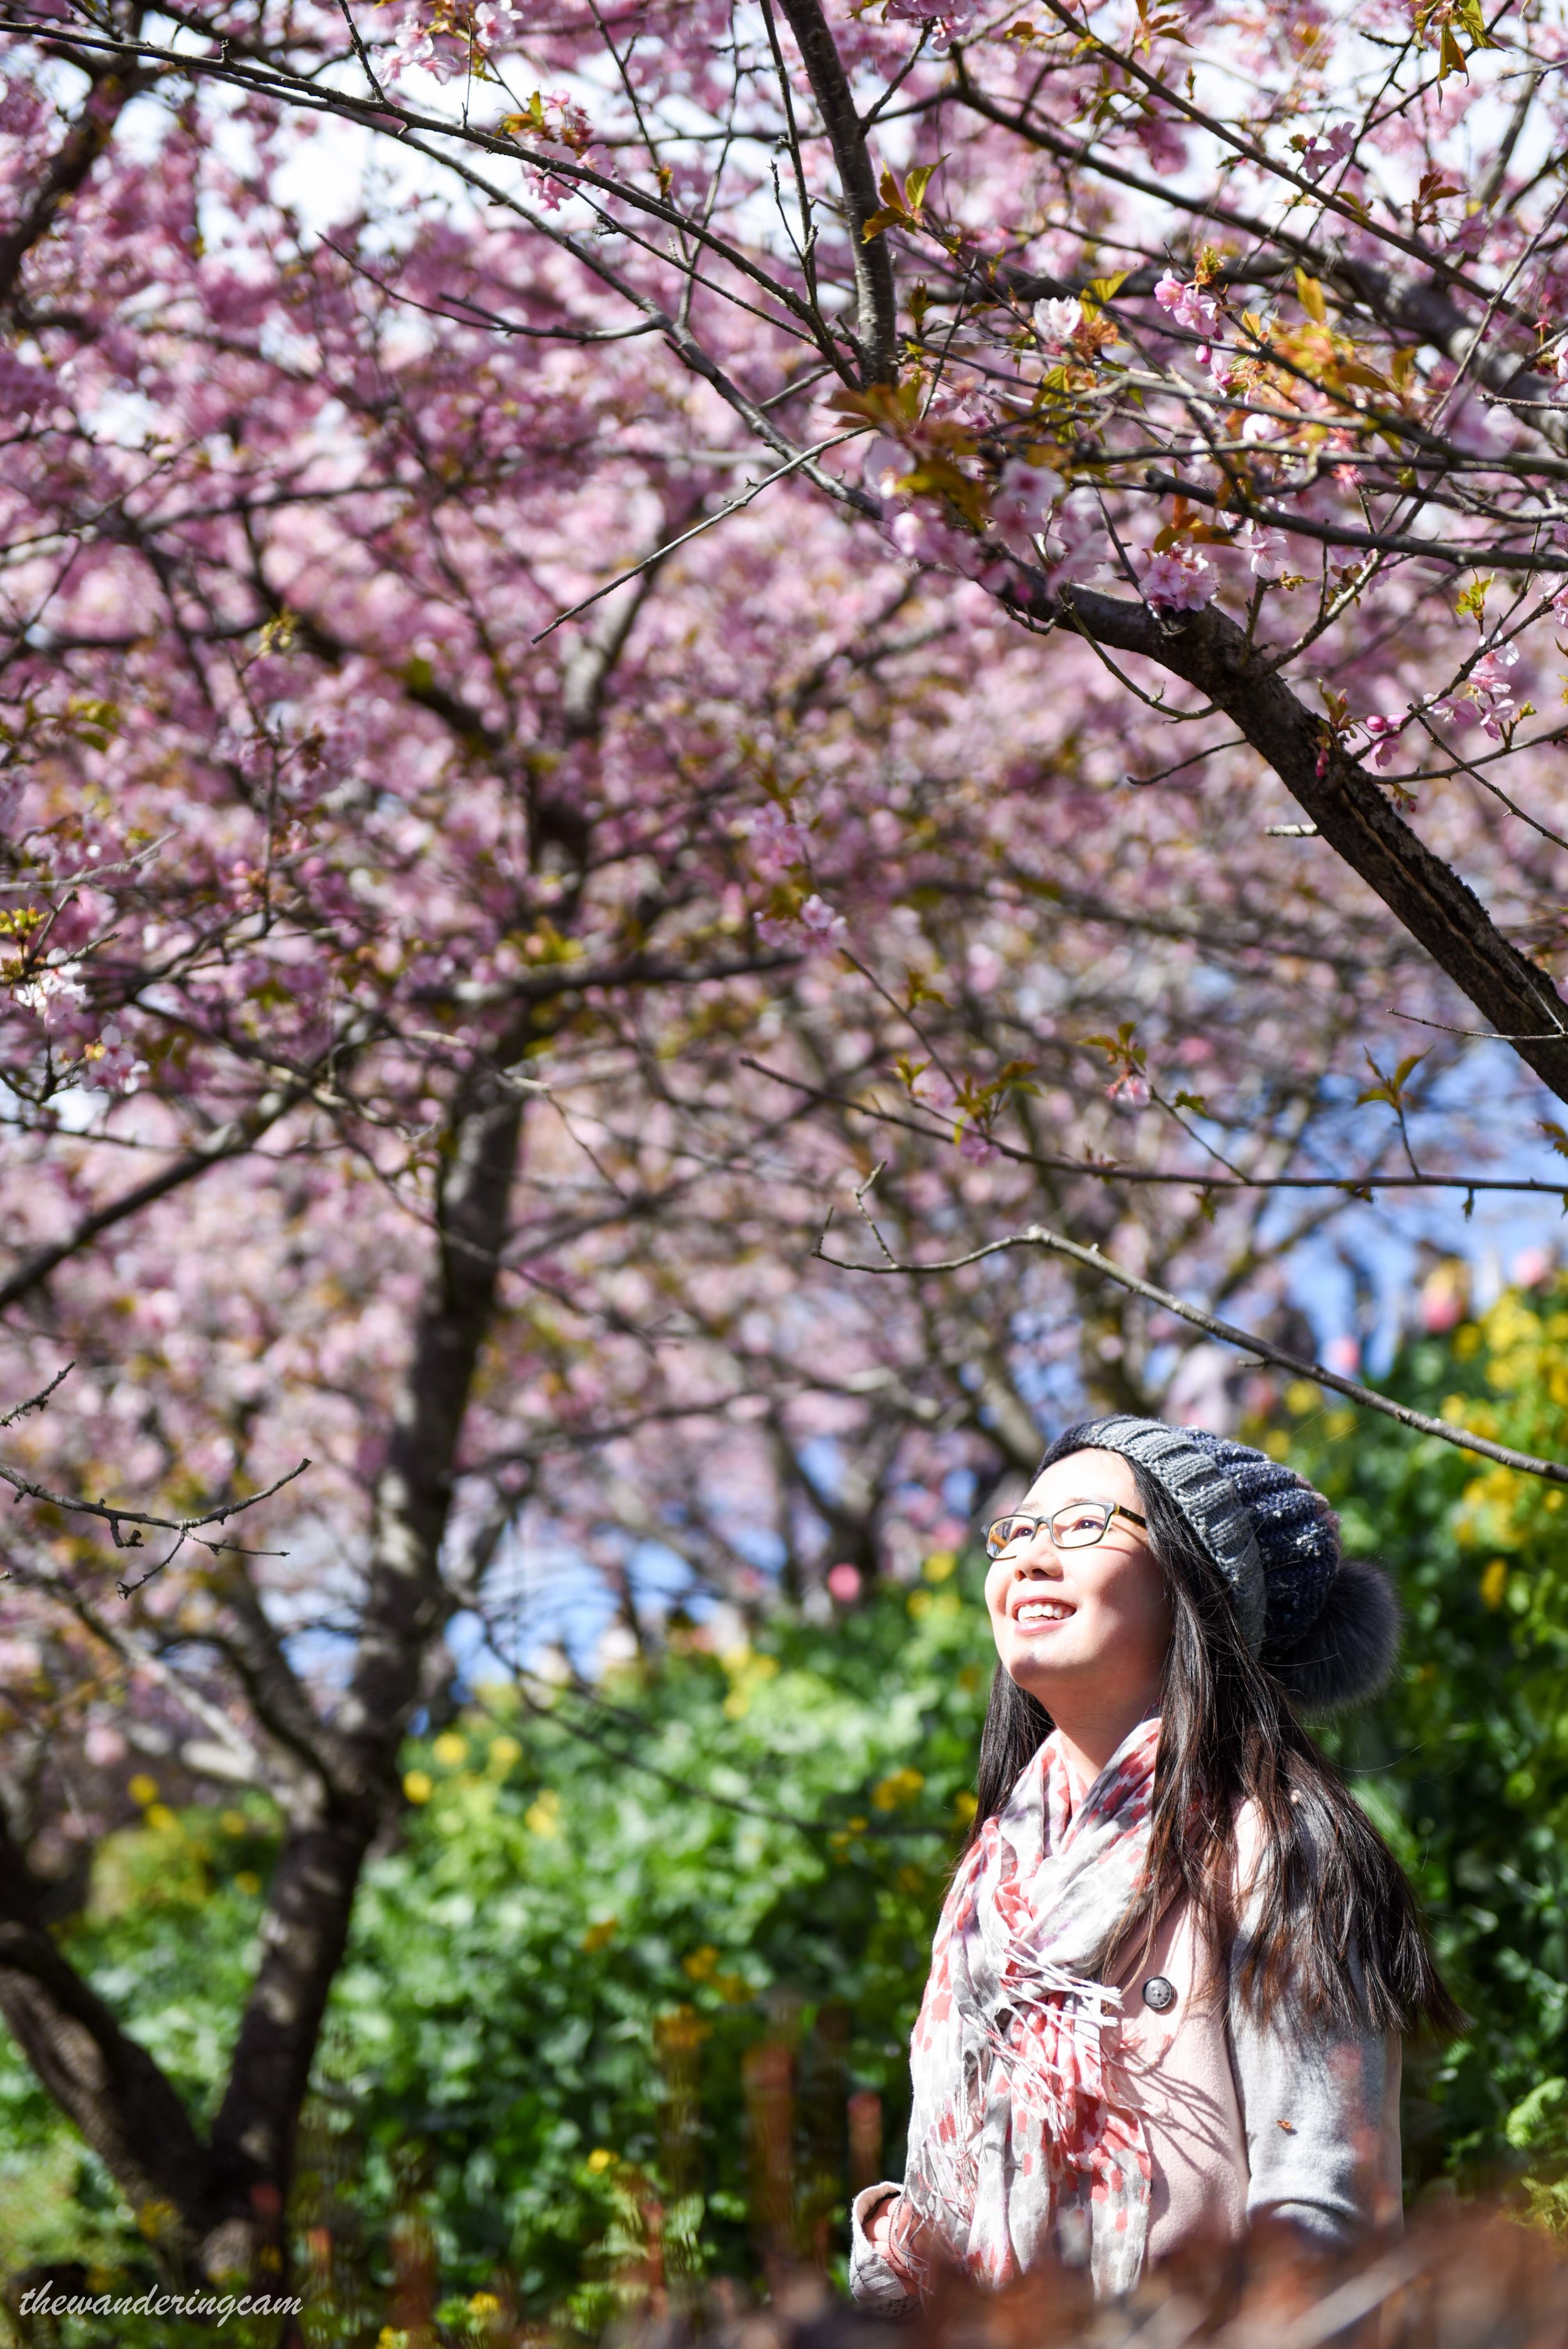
[983,1448,1172,1713]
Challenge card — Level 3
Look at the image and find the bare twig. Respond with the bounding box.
[0,1451,311,1593]
[741,1056,1568,1199]
[0,1363,73,1429]
[531,432,862,642]
[817,1217,1568,1487]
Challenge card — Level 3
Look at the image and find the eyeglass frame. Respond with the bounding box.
[982,1498,1148,1562]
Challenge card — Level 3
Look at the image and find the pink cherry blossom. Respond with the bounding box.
[748,802,810,876]
[1136,545,1217,611]
[883,0,978,36]
[1469,642,1520,740]
[910,1067,958,1115]
[1237,522,1288,580]
[798,893,848,945]
[1360,714,1405,770]
[865,436,916,502]
[1298,122,1355,178]
[990,457,1065,558]
[1154,272,1221,339]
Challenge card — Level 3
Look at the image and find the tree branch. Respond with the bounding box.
[0,1081,319,1317]
[1011,579,1568,1105]
[0,52,141,315]
[775,0,899,385]
[818,1215,1568,1486]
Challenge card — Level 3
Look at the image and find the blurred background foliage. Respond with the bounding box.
[4,1280,1568,2340]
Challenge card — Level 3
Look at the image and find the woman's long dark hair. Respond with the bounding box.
[970,1438,1461,2035]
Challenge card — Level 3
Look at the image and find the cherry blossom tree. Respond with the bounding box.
[5,0,1568,2294]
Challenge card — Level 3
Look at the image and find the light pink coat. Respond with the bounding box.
[851,1805,1402,2304]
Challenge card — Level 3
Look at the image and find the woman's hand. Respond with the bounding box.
[866,2195,900,2258]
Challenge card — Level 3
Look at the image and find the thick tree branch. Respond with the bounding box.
[775,0,898,385]
[0,53,141,315]
[0,1811,225,2260]
[1012,580,1568,1105]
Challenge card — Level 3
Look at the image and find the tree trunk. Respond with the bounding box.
[204,1056,529,2260]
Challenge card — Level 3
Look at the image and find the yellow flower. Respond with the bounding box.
[923,1550,957,1583]
[135,2197,180,2242]
[1480,1559,1510,1609]
[524,1790,561,1837]
[403,1769,433,1806]
[682,1945,719,1981]
[468,2291,502,2320]
[872,1767,924,1811]
[655,2005,710,2053]
[433,1731,469,1767]
[128,1773,159,1806]
[143,1803,178,1833]
[489,1735,521,1771]
[586,2148,616,2173]
[220,1809,248,1837]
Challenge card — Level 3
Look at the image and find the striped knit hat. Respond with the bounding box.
[1054,1416,1399,1712]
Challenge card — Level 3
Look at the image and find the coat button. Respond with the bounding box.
[1142,1975,1177,2013]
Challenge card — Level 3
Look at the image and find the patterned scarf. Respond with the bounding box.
[896,1716,1160,2299]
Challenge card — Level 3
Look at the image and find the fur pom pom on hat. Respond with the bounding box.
[1061,1415,1399,1712]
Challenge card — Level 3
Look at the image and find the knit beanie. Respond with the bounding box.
[1056,1414,1399,1712]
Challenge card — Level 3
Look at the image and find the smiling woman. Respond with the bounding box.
[983,1460,1167,1783]
[852,1420,1461,2306]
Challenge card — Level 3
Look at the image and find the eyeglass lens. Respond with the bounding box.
[986,1503,1113,1558]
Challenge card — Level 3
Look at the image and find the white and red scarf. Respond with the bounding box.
[895,1716,1160,2299]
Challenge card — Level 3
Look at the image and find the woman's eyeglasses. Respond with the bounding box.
[983,1500,1147,1562]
